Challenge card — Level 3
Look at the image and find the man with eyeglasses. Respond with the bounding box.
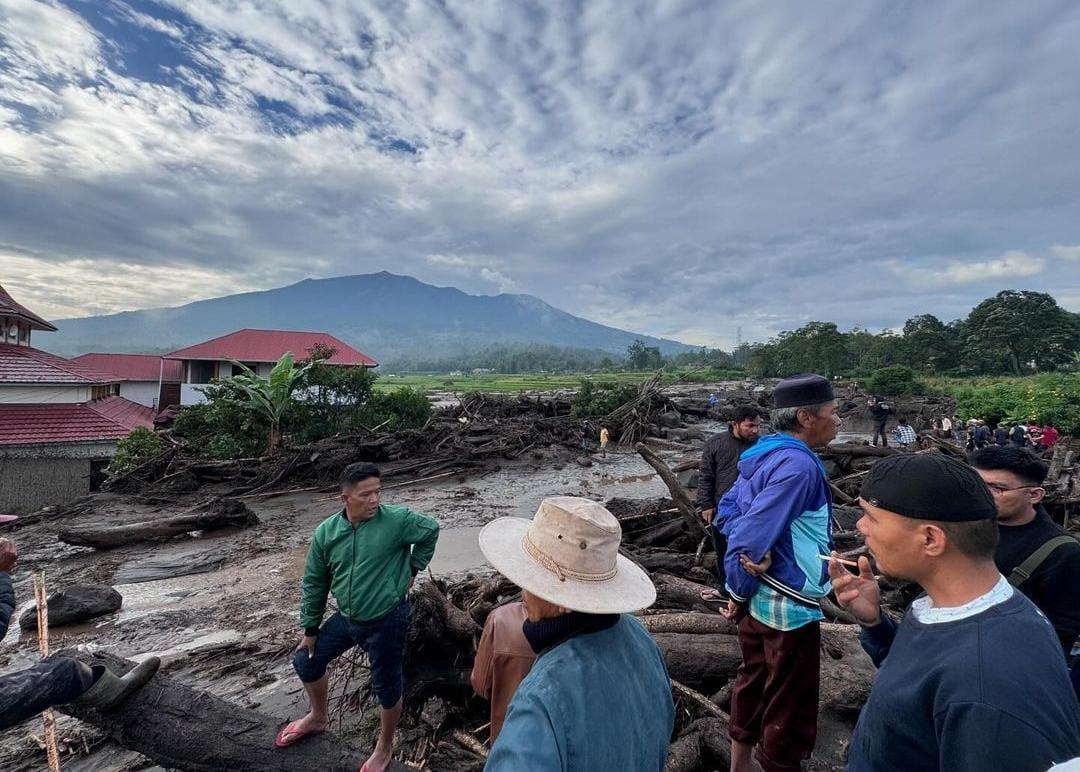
[971,446,1080,659]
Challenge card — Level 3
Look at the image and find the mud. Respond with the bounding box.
[0,444,685,771]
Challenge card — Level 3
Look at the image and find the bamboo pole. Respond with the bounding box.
[34,572,62,772]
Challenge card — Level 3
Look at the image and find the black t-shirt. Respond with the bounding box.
[994,426,1011,445]
[995,505,1080,655]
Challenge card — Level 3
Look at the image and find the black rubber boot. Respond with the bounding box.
[72,657,161,710]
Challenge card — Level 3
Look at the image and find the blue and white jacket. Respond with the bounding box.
[716,433,833,631]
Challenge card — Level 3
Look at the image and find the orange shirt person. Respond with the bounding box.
[470,601,536,742]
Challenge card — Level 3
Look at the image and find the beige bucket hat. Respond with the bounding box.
[478,496,656,614]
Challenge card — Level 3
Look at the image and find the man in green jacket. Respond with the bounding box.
[275,462,439,772]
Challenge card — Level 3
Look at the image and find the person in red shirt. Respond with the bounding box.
[1040,425,1059,450]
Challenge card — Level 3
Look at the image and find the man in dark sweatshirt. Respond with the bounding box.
[868,396,891,447]
[830,454,1079,772]
[971,446,1080,658]
[696,404,762,600]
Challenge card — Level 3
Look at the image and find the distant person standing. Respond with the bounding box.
[1010,423,1029,448]
[994,422,1011,447]
[973,420,991,450]
[952,415,963,443]
[599,425,610,458]
[1041,424,1060,451]
[940,415,954,443]
[868,396,892,447]
[696,405,763,604]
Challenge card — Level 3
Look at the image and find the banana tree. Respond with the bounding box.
[229,353,316,451]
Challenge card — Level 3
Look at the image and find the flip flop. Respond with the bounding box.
[699,588,728,611]
[274,720,325,748]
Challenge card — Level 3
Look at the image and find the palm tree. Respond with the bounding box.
[229,353,317,451]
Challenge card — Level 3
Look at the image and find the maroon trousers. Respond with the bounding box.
[729,613,820,772]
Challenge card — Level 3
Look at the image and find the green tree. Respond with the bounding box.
[626,339,664,370]
[963,291,1080,375]
[902,314,961,372]
[230,353,318,450]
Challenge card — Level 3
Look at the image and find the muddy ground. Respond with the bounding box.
[1,439,685,771]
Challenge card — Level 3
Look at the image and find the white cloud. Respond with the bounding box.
[0,1,1078,346]
[1050,244,1080,261]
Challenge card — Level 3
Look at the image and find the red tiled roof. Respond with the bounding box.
[165,329,378,366]
[71,353,183,382]
[0,397,153,446]
[0,283,57,331]
[0,344,119,384]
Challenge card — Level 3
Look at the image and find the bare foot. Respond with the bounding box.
[286,711,327,738]
[361,744,393,772]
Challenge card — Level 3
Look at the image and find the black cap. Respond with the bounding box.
[860,453,997,522]
[772,374,835,408]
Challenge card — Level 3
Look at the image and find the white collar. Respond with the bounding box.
[910,574,1014,624]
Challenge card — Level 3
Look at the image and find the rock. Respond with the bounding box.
[822,460,842,479]
[575,456,593,467]
[20,584,123,630]
[657,411,682,429]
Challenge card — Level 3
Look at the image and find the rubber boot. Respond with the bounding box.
[72,657,161,710]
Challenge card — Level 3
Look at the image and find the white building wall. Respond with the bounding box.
[0,384,91,404]
[119,381,160,408]
[181,384,209,406]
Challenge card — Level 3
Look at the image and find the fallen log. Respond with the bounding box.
[652,573,717,613]
[822,444,899,458]
[640,612,737,635]
[652,632,742,692]
[663,731,703,772]
[53,648,408,772]
[57,499,259,549]
[635,443,705,535]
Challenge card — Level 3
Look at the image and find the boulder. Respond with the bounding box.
[677,469,699,489]
[20,584,123,630]
[657,411,683,429]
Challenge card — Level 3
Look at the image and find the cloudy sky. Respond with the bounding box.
[2,0,1079,348]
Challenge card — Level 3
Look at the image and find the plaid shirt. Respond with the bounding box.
[894,424,918,445]
[748,584,824,632]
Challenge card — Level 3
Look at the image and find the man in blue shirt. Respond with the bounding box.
[831,454,1079,771]
[719,374,841,772]
[478,496,673,771]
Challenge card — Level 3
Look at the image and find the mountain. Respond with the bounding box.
[44,272,694,366]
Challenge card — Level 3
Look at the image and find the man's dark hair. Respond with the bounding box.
[898,417,909,425]
[970,445,1049,486]
[934,519,999,558]
[340,462,381,489]
[732,405,762,422]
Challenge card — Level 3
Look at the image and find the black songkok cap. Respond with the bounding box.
[772,374,835,408]
[860,453,997,522]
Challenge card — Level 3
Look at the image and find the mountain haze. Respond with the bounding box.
[45,273,693,365]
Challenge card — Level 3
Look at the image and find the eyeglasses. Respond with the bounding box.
[986,484,1040,496]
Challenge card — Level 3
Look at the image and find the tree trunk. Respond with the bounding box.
[53,648,409,772]
[634,443,705,535]
[58,499,259,549]
[652,633,742,692]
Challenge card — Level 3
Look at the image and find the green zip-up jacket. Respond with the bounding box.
[300,504,440,632]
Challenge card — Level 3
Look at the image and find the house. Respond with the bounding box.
[165,328,378,405]
[71,353,183,409]
[0,284,155,513]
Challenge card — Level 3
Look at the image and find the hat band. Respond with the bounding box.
[522,532,618,583]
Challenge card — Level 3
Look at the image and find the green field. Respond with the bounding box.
[374,370,659,393]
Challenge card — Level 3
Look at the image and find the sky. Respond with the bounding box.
[1,0,1079,349]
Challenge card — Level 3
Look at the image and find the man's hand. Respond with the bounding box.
[739,550,771,577]
[295,634,317,658]
[0,539,16,573]
[700,508,714,525]
[828,553,881,626]
[720,600,741,620]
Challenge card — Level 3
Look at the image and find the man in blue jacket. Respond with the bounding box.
[831,453,1079,771]
[718,374,840,772]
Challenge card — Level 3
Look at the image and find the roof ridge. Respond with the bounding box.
[20,346,117,382]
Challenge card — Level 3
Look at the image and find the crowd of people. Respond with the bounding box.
[1,375,1078,771]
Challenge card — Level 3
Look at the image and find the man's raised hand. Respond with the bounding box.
[828,552,881,626]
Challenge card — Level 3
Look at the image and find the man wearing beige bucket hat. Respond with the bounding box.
[479,496,674,771]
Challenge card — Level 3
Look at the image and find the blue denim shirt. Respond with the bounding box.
[485,615,674,771]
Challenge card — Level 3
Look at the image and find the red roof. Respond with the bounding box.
[0,283,56,331]
[0,397,154,446]
[0,344,119,384]
[71,353,183,382]
[166,329,378,366]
